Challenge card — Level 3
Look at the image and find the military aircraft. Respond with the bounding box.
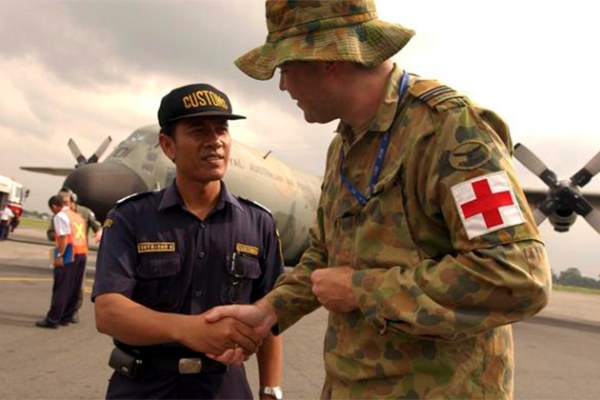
[22,125,600,264]
[21,125,321,265]
[514,143,600,234]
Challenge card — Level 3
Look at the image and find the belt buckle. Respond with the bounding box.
[178,358,202,374]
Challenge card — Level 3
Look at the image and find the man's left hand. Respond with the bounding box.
[311,266,358,313]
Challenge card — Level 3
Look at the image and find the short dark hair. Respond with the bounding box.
[48,195,64,208]
[160,121,177,138]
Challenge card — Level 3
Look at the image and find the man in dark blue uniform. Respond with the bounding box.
[93,83,284,400]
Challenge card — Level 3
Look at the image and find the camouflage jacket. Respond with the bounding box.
[264,65,551,399]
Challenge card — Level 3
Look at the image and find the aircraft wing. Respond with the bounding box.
[20,166,75,177]
[522,188,547,208]
[523,188,600,209]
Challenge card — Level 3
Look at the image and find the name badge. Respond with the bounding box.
[137,242,176,253]
[235,243,259,257]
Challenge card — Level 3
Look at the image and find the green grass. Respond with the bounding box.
[554,285,600,296]
[18,218,50,230]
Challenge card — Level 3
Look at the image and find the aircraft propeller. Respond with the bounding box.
[68,136,112,167]
[513,143,600,234]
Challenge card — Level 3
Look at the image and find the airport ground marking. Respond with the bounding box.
[0,277,54,282]
[0,277,96,286]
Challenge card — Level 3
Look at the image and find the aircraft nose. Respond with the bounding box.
[63,162,149,221]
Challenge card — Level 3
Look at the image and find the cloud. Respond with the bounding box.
[1,0,600,278]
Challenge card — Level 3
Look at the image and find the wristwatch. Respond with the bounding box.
[259,386,283,400]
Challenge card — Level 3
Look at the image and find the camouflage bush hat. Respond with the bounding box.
[236,0,415,80]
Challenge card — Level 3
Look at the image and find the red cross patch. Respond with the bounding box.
[451,171,525,239]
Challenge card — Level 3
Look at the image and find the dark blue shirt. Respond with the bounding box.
[93,182,284,399]
[93,181,283,314]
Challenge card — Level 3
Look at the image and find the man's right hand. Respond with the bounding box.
[201,301,278,365]
[204,300,277,338]
[179,314,263,356]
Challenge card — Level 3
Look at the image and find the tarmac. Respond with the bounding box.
[1,225,599,399]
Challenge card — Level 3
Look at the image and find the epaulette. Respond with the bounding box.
[238,197,272,215]
[115,191,153,207]
[409,79,470,112]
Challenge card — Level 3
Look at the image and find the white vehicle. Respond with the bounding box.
[0,174,29,230]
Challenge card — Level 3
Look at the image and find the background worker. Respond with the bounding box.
[58,189,102,323]
[206,1,551,399]
[36,195,87,328]
[0,204,14,241]
[93,83,283,399]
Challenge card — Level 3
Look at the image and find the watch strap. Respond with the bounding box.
[259,386,283,400]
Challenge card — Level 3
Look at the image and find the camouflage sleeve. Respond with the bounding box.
[352,104,551,341]
[262,136,344,334]
[265,210,328,333]
[87,210,102,233]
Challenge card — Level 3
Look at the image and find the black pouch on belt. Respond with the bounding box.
[108,347,145,380]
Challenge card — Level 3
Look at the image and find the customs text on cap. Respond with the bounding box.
[158,83,246,127]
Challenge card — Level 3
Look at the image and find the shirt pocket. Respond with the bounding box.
[221,253,262,305]
[353,178,421,270]
[134,254,184,312]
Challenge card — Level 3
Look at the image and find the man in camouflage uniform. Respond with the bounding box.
[208,1,551,399]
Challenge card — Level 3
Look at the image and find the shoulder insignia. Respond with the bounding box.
[238,197,272,215]
[409,79,470,111]
[115,191,153,207]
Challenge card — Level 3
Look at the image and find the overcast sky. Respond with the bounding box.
[1,0,599,278]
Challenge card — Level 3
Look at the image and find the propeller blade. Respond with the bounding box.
[572,194,600,234]
[68,139,87,166]
[531,196,560,226]
[88,136,113,164]
[532,208,547,225]
[584,207,600,235]
[513,143,558,187]
[570,149,600,188]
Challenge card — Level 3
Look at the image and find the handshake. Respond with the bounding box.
[187,299,277,366]
[192,265,358,365]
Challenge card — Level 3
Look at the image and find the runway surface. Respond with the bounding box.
[1,226,599,399]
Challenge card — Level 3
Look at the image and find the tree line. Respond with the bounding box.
[552,268,600,289]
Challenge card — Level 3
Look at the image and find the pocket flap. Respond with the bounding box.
[137,255,181,279]
[229,255,262,280]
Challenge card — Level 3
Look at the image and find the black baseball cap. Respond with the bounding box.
[158,83,246,127]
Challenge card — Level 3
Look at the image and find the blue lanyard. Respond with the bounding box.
[340,71,410,206]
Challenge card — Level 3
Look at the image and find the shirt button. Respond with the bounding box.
[200,222,206,229]
[195,290,202,297]
[198,251,205,259]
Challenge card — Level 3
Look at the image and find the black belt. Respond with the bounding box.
[145,355,227,375]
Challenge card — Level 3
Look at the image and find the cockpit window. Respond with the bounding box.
[121,128,159,146]
[109,127,159,159]
[110,147,132,159]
